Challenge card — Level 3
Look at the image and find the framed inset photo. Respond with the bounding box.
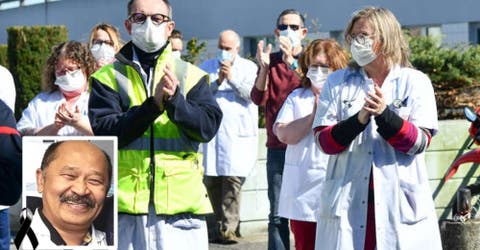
[20,136,117,249]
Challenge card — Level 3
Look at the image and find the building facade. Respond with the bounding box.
[0,0,480,61]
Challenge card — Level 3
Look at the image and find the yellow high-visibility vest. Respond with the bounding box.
[91,46,212,215]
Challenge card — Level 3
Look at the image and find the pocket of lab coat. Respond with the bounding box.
[318,180,352,218]
[237,112,257,137]
[398,180,429,224]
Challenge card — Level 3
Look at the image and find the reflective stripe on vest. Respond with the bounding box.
[92,51,212,215]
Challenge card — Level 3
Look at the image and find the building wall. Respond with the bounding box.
[0,0,479,49]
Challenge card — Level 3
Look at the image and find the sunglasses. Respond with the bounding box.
[277,24,301,31]
[128,13,170,25]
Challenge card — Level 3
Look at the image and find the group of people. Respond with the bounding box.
[0,0,443,249]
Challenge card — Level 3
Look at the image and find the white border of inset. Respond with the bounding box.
[21,136,118,249]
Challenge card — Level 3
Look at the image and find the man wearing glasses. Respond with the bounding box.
[88,0,222,249]
[250,9,308,250]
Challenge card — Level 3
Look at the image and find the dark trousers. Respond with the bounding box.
[267,148,290,250]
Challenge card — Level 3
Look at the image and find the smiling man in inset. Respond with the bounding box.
[19,140,112,248]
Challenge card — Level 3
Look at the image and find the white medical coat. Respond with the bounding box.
[18,209,107,249]
[17,90,90,136]
[312,66,442,250]
[200,56,258,177]
[275,88,327,222]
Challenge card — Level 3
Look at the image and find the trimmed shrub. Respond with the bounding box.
[7,25,67,119]
[0,45,7,68]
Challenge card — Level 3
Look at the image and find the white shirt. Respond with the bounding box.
[274,88,327,222]
[312,66,442,250]
[17,90,90,136]
[199,56,258,177]
[0,65,15,210]
[18,209,107,249]
[0,65,15,112]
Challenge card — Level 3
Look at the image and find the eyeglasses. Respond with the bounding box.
[128,13,170,25]
[93,39,114,47]
[277,24,301,31]
[347,33,375,45]
[55,66,80,76]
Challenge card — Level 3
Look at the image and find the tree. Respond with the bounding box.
[182,37,206,65]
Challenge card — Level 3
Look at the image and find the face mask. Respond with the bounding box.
[217,49,233,62]
[90,43,115,63]
[131,19,167,53]
[279,28,301,48]
[307,66,330,89]
[350,37,377,66]
[172,50,181,59]
[55,69,86,92]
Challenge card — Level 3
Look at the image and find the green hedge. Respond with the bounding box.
[7,25,68,119]
[0,45,7,68]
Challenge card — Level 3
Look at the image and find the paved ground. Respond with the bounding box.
[10,232,294,249]
[209,233,269,250]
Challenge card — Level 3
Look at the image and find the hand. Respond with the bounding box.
[218,60,232,83]
[55,103,82,127]
[278,36,295,66]
[363,84,387,117]
[256,40,272,68]
[154,64,179,109]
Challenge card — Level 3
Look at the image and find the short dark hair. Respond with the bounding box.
[127,0,172,18]
[276,9,305,27]
[40,141,113,189]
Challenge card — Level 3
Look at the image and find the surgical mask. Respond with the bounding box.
[172,50,181,59]
[279,29,301,48]
[217,49,233,62]
[307,66,330,89]
[55,69,86,92]
[131,19,167,53]
[350,37,377,66]
[90,43,115,63]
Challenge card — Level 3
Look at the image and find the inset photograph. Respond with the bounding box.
[18,136,117,249]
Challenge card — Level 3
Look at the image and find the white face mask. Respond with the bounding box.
[131,19,167,53]
[350,37,377,66]
[55,69,86,92]
[279,28,301,48]
[91,43,116,63]
[307,66,330,90]
[217,49,233,62]
[172,50,181,59]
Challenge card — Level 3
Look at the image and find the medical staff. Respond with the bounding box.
[312,7,442,250]
[274,39,348,250]
[17,41,96,136]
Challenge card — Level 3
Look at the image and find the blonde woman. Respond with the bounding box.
[312,7,441,250]
[88,23,123,69]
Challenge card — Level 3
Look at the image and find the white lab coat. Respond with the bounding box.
[312,66,442,250]
[200,56,258,177]
[275,88,327,222]
[18,209,107,249]
[17,90,90,136]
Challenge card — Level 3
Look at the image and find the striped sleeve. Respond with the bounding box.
[375,107,431,155]
[313,112,369,155]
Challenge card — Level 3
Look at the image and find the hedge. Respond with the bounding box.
[7,25,67,119]
[0,45,7,68]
